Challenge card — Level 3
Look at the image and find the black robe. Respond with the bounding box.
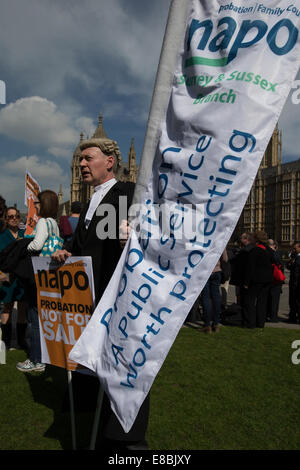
[66,181,135,305]
[65,181,149,445]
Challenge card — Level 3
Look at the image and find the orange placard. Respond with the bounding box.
[33,257,94,371]
[24,197,40,236]
[24,171,41,236]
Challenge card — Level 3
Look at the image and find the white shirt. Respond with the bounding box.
[27,218,60,252]
[84,178,117,229]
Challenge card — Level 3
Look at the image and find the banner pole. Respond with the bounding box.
[89,385,104,450]
[131,0,190,207]
[67,370,77,450]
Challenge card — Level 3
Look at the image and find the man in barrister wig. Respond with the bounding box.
[53,137,149,451]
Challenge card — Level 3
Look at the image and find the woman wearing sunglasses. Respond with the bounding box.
[0,207,27,351]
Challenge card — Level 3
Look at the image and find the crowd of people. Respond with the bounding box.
[187,230,300,331]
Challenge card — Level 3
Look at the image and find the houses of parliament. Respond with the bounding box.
[61,112,300,249]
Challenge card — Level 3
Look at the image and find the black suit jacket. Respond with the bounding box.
[66,181,150,443]
[244,244,274,286]
[65,181,135,306]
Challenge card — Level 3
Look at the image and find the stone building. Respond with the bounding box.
[234,124,300,248]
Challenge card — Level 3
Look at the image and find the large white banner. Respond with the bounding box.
[70,0,300,432]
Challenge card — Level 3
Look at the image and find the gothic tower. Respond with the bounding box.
[128,138,137,182]
[260,123,282,168]
[58,184,63,205]
[92,113,108,139]
[70,132,84,204]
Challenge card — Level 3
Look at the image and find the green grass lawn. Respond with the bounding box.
[1,325,300,450]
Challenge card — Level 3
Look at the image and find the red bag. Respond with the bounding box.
[272,263,286,283]
[256,244,286,283]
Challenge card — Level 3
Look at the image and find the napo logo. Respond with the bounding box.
[186,17,299,67]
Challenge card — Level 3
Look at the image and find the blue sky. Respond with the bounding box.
[0,0,299,210]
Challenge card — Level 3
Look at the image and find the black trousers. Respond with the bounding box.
[289,285,300,323]
[267,284,282,321]
[241,283,271,328]
[185,294,202,322]
[66,372,150,446]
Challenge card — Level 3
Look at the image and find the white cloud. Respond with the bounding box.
[0,0,170,108]
[4,155,64,180]
[0,154,69,210]
[74,117,95,139]
[0,97,77,147]
[0,0,173,210]
[0,96,95,157]
[47,147,72,158]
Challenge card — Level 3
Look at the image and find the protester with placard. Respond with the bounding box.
[17,190,62,372]
[51,137,149,451]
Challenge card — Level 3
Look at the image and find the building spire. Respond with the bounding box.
[58,184,63,205]
[128,138,137,182]
[92,112,108,139]
[128,138,136,167]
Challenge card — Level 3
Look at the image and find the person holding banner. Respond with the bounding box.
[52,137,150,451]
[17,190,61,372]
[0,207,27,351]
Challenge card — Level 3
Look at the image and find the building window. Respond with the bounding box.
[244,210,250,224]
[282,226,290,241]
[291,205,295,219]
[282,205,290,221]
[291,182,295,199]
[282,182,291,200]
[291,225,295,240]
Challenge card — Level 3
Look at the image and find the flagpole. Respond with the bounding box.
[132,0,190,207]
[67,370,77,450]
[89,386,104,450]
